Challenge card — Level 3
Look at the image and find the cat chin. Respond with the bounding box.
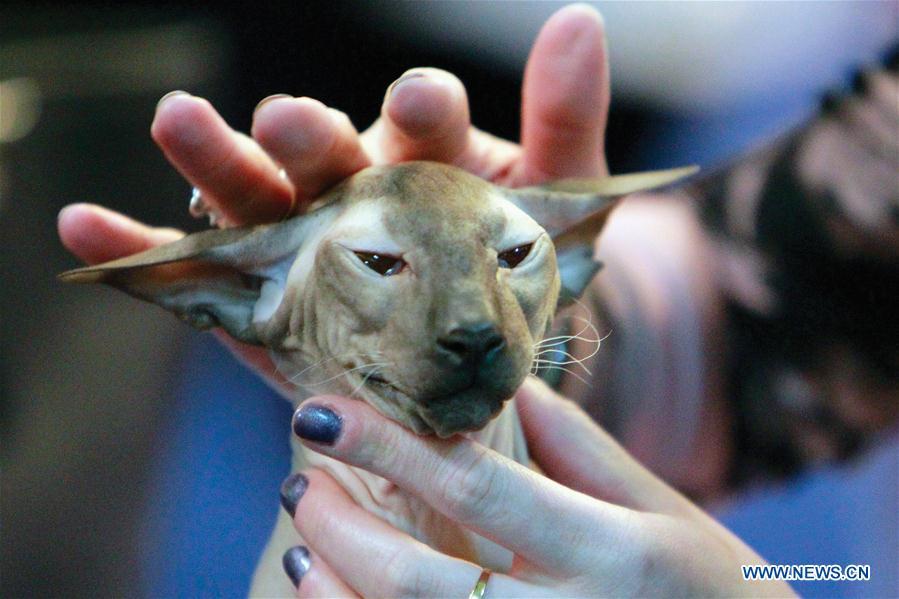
[350,374,435,435]
[415,384,516,438]
[353,371,515,438]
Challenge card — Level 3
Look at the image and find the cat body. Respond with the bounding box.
[61,161,695,596]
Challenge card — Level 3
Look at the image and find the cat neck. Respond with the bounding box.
[289,398,528,571]
[291,398,530,480]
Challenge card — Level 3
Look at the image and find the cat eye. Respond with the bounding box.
[497,243,533,269]
[354,251,406,276]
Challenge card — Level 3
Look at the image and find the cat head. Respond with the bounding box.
[60,161,695,437]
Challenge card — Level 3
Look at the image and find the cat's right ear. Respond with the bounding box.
[58,208,334,345]
[507,166,698,306]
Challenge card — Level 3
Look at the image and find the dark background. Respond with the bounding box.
[0,4,657,596]
[2,2,894,597]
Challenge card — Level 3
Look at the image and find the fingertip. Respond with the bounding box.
[252,96,336,158]
[377,68,470,162]
[293,395,389,465]
[515,375,563,417]
[58,203,127,248]
[292,546,358,599]
[57,202,88,232]
[517,374,556,398]
[535,2,606,68]
[151,92,220,151]
[154,89,191,113]
[282,545,311,589]
[254,97,368,204]
[516,375,589,435]
[384,69,466,140]
[292,398,346,446]
[57,203,182,264]
[57,203,95,254]
[253,93,293,118]
[521,1,610,181]
[547,2,605,32]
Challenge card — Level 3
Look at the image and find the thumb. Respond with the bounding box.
[516,376,684,513]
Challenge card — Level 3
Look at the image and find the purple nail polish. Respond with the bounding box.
[292,404,342,445]
[279,472,308,518]
[282,546,311,587]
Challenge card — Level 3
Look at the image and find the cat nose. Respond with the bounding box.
[436,322,506,367]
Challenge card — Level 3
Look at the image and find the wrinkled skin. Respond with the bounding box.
[60,160,693,596]
[62,161,692,437]
[281,164,557,436]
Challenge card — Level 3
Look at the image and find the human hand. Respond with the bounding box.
[279,376,794,597]
[56,4,610,388]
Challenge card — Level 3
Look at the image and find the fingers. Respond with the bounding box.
[57,203,183,265]
[288,469,515,598]
[361,68,472,164]
[284,546,358,598]
[360,68,522,181]
[252,96,370,207]
[519,4,610,182]
[516,376,691,515]
[290,398,614,573]
[152,92,294,226]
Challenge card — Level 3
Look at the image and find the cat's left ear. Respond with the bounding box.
[507,165,698,306]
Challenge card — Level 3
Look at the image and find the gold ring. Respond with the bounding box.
[467,568,491,599]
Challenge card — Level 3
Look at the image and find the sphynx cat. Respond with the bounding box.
[61,161,695,596]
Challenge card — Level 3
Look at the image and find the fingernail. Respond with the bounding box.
[254,93,293,117]
[282,546,311,588]
[279,472,308,518]
[292,404,342,445]
[156,90,189,112]
[386,71,427,100]
[57,204,75,225]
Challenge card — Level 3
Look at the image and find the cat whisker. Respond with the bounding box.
[531,354,593,376]
[348,366,388,399]
[530,362,591,386]
[531,303,610,381]
[532,351,593,375]
[286,350,388,385]
[535,316,597,347]
[299,361,393,388]
[287,354,341,383]
[531,296,611,381]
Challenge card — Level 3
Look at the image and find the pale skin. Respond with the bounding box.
[57,5,793,598]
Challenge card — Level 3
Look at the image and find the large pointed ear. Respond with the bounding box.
[507,165,698,306]
[58,209,332,345]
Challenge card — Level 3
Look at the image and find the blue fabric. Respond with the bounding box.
[716,432,899,598]
[139,335,292,598]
